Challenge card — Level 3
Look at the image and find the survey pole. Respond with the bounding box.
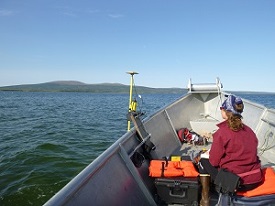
[127,71,138,131]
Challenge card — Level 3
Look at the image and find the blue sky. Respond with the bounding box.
[1,0,275,92]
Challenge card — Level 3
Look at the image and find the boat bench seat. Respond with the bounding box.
[216,167,275,205]
[236,167,275,197]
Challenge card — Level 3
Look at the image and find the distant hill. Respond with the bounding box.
[0,81,186,94]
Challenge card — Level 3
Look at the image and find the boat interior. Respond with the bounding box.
[44,81,275,206]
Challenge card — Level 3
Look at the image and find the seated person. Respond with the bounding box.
[197,95,263,206]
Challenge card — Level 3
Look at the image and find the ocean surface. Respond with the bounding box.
[0,91,275,206]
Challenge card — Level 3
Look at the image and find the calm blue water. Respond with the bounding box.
[0,91,274,205]
[0,91,181,206]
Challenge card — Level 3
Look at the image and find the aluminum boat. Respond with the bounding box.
[44,78,275,206]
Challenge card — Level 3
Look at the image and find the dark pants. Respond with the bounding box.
[198,158,218,182]
[198,158,261,191]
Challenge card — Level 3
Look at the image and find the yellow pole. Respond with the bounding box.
[127,71,138,131]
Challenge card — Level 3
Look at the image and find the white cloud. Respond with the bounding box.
[88,9,100,14]
[108,14,124,18]
[54,6,78,17]
[62,11,77,17]
[0,9,13,16]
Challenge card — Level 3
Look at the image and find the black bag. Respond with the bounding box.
[214,169,240,194]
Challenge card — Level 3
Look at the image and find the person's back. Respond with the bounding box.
[210,121,262,185]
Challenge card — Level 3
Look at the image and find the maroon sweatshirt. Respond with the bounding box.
[209,121,262,185]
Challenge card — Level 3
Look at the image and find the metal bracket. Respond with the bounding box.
[129,112,156,153]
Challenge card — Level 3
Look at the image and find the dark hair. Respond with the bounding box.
[226,102,244,131]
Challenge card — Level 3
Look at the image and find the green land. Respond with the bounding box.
[0,81,186,94]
